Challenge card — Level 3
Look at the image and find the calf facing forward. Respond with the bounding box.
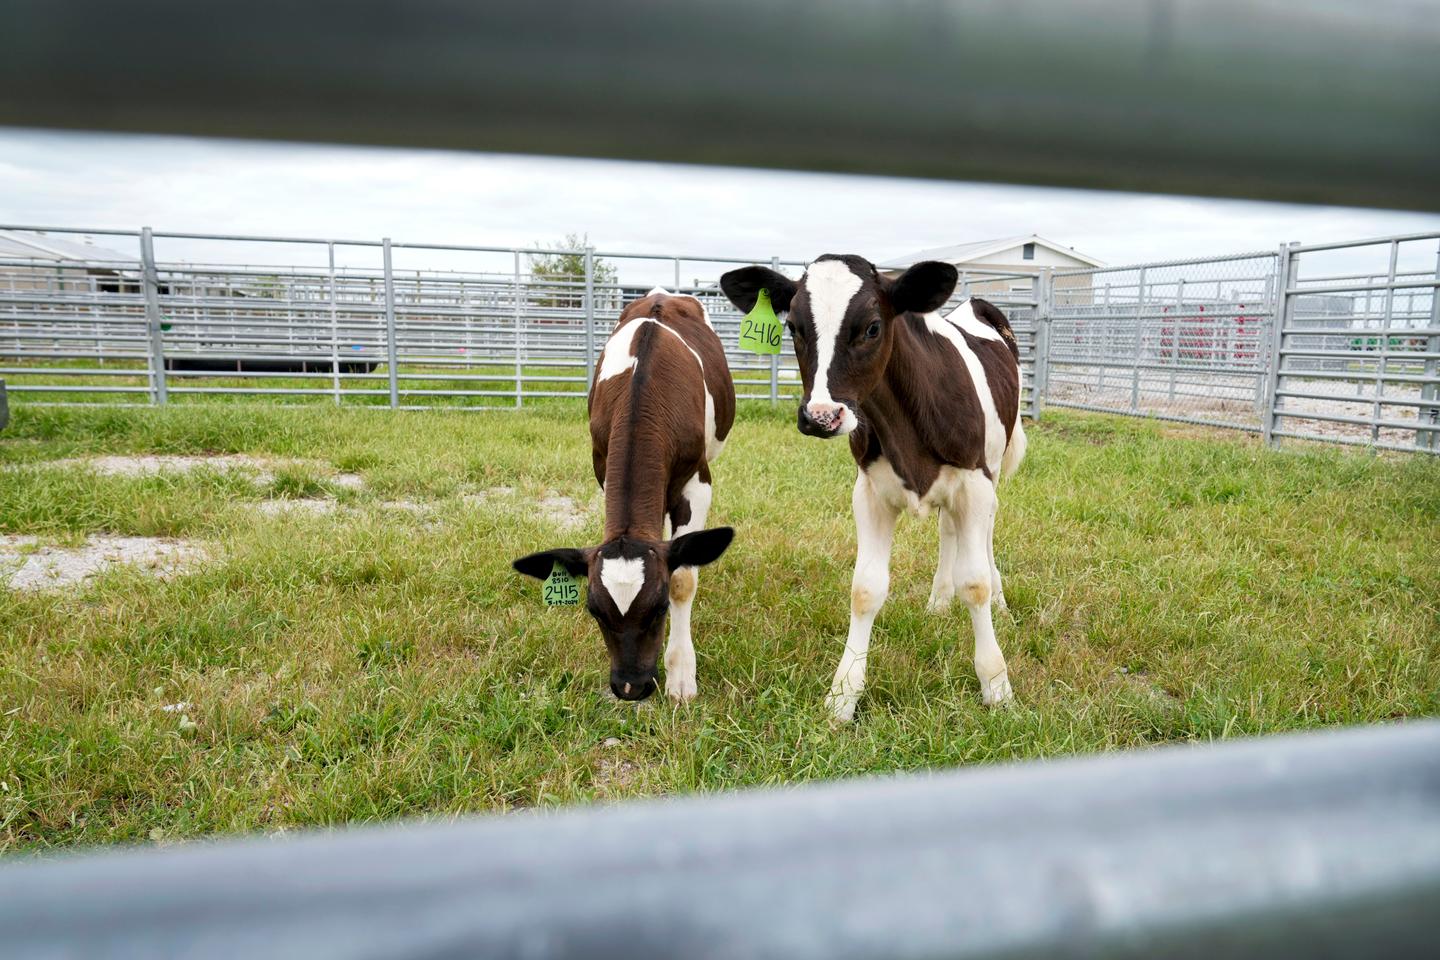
[513,290,736,702]
[722,256,1026,722]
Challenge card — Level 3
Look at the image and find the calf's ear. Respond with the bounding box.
[886,260,958,315]
[666,527,735,570]
[512,547,590,580]
[720,267,797,314]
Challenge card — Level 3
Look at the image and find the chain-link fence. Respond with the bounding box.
[3,224,1437,453]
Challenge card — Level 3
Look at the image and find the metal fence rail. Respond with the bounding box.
[4,0,1439,213]
[1,720,1437,959]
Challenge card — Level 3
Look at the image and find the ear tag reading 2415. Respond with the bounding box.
[739,288,783,355]
[543,561,580,607]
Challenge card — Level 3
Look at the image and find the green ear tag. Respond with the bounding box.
[738,288,783,355]
[542,561,580,607]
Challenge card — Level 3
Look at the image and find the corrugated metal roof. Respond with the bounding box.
[0,230,138,265]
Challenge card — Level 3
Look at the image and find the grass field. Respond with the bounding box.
[1,401,1437,851]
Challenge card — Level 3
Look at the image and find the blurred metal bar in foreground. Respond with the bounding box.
[2,721,1438,959]
[1,0,1438,211]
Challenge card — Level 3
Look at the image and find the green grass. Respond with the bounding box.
[0,402,1437,851]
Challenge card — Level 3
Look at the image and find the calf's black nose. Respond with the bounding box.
[797,403,839,438]
[797,404,827,437]
[610,676,657,702]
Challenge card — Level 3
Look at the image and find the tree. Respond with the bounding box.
[527,233,616,309]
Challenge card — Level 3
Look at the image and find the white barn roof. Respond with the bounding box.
[881,234,1105,270]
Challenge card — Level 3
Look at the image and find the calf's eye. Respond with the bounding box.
[865,321,882,340]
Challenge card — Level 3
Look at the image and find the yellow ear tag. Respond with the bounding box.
[738,288,783,355]
[543,561,580,607]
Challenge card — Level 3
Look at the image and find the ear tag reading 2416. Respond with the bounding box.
[543,561,580,607]
[739,288,783,355]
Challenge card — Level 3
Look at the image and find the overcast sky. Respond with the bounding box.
[3,128,1438,276]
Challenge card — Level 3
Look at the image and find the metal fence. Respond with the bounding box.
[0,224,1045,415]
[1046,251,1280,433]
[1043,234,1440,453]
[4,224,1438,453]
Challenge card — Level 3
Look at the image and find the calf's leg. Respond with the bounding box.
[954,469,1013,706]
[927,509,959,614]
[827,470,900,723]
[664,469,711,703]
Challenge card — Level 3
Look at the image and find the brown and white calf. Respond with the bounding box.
[512,289,736,703]
[721,255,1026,722]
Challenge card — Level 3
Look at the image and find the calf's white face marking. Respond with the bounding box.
[803,259,863,432]
[599,555,646,615]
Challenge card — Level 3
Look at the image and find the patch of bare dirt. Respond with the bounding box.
[593,758,640,793]
[1111,668,1182,710]
[1,535,207,591]
[537,495,587,530]
[25,455,369,489]
[461,486,516,506]
[255,499,338,517]
[463,487,591,530]
[380,499,431,515]
[48,454,301,482]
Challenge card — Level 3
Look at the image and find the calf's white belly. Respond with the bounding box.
[864,457,966,518]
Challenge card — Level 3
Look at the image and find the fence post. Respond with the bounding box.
[1169,277,1183,401]
[1254,262,1277,415]
[584,246,596,393]
[1131,266,1146,412]
[382,237,399,409]
[1098,282,1110,393]
[1261,244,1293,448]
[328,242,340,405]
[514,250,523,408]
[1418,241,1440,451]
[1031,268,1051,419]
[139,227,168,405]
[769,255,781,405]
[1369,240,1401,445]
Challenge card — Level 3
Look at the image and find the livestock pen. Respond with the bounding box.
[2,0,1440,955]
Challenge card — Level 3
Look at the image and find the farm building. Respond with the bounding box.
[0,229,142,293]
[881,234,1105,301]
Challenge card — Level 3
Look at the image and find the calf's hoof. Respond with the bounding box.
[825,690,860,724]
[980,671,1014,707]
[666,673,698,704]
